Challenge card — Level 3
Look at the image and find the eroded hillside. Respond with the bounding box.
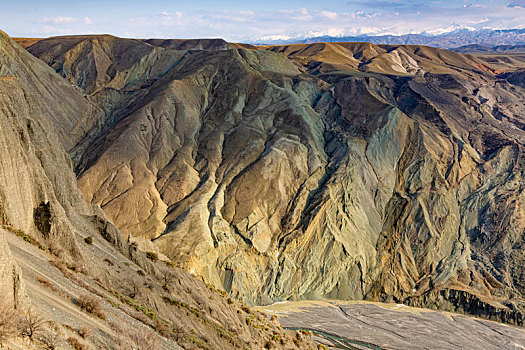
[20,35,525,326]
[0,30,314,349]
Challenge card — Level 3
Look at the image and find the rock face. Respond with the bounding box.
[22,36,525,323]
[0,30,104,309]
[0,30,115,258]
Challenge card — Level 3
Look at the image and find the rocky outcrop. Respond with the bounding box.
[500,69,525,88]
[22,36,525,324]
[0,228,27,309]
[405,289,525,326]
[0,30,113,259]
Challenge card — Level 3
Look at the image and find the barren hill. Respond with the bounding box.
[14,34,525,329]
[1,30,315,349]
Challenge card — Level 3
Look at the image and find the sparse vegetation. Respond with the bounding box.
[163,296,183,308]
[84,236,93,245]
[66,262,77,271]
[0,300,21,345]
[75,294,105,319]
[47,239,64,257]
[2,225,49,252]
[146,251,158,261]
[161,268,175,290]
[153,319,172,338]
[39,331,62,349]
[2,225,25,237]
[187,333,208,348]
[68,336,86,350]
[131,329,160,350]
[241,305,251,314]
[19,308,47,340]
[125,276,142,298]
[112,322,160,350]
[116,293,157,320]
[49,257,69,275]
[77,326,92,339]
[37,277,59,293]
[164,260,176,268]
[1,192,299,350]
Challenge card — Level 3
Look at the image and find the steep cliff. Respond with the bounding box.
[23,36,525,324]
[0,29,102,311]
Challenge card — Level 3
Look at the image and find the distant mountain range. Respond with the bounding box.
[252,28,525,51]
[451,44,525,54]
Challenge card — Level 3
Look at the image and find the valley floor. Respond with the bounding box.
[256,300,525,350]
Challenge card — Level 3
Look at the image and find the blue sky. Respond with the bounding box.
[1,0,525,41]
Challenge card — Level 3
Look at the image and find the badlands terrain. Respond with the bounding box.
[0,30,316,349]
[0,29,524,348]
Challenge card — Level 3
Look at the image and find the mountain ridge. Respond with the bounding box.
[249,28,525,48]
[14,33,525,330]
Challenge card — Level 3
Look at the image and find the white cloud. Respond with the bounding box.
[321,11,338,20]
[42,25,57,33]
[278,8,312,21]
[13,3,525,43]
[41,16,77,24]
[41,16,93,26]
[241,4,525,42]
[208,11,254,23]
[259,34,293,41]
[423,24,476,35]
[353,11,380,18]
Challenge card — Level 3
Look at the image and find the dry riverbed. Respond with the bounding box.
[255,300,525,350]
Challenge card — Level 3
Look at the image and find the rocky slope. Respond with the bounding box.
[0,30,312,349]
[20,35,525,325]
[0,30,98,314]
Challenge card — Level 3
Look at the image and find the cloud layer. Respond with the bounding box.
[3,1,525,42]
